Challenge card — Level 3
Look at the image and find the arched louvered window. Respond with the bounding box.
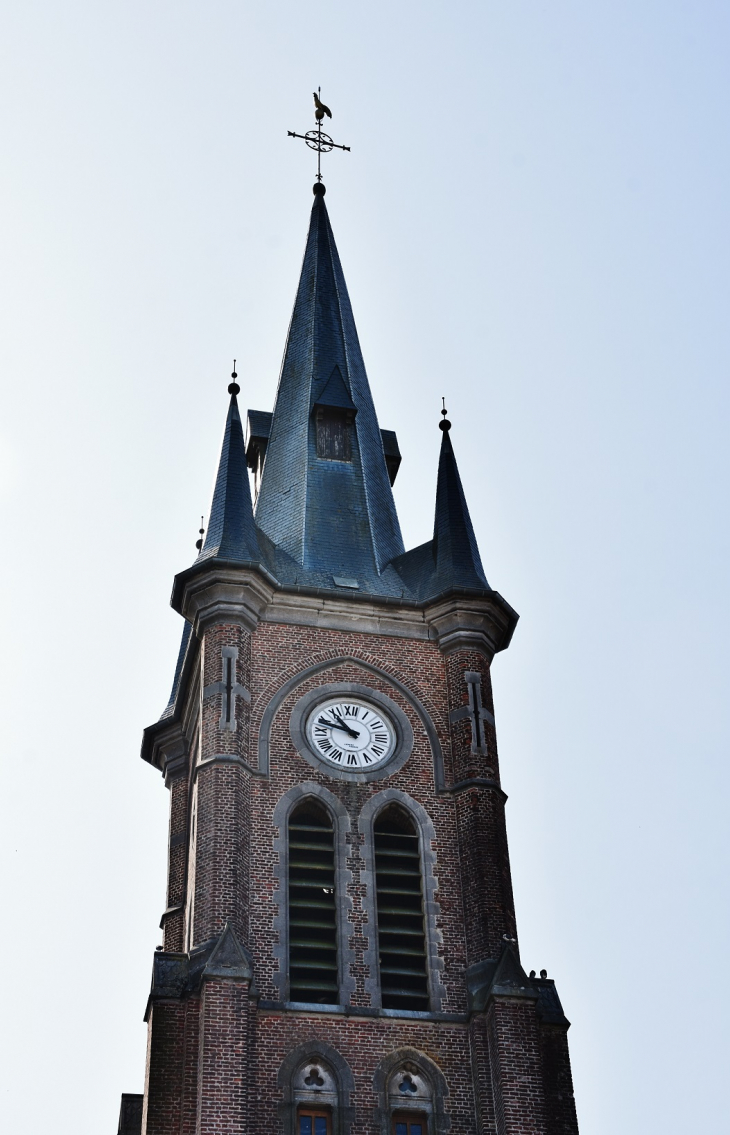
[374,806,429,1010]
[288,800,338,1004]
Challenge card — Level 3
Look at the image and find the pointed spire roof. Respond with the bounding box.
[430,421,489,592]
[254,188,404,584]
[389,415,492,603]
[202,922,254,983]
[198,392,260,565]
[465,944,536,1012]
[170,388,262,614]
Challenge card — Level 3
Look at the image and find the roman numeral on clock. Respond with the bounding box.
[308,700,394,771]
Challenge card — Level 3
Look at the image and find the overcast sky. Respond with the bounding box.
[1,2,728,1132]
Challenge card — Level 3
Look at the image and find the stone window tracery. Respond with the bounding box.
[278,1044,355,1135]
[293,1059,337,1128]
[373,1047,449,1135]
[387,1061,433,1123]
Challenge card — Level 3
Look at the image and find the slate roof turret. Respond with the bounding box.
[170,390,262,613]
[390,419,490,603]
[431,422,489,593]
[197,391,260,565]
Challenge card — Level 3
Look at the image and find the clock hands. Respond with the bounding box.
[316,713,360,739]
[311,701,394,770]
[333,713,361,738]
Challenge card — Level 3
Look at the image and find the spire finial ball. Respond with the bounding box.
[439,397,451,432]
[228,358,240,396]
[313,182,326,196]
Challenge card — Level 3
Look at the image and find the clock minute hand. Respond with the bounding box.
[332,713,360,738]
[318,713,359,738]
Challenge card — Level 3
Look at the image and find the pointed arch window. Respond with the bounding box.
[392,1118,426,1135]
[288,800,338,1004]
[374,805,429,1010]
[298,1109,331,1135]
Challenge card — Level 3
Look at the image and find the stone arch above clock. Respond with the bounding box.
[256,655,444,787]
[289,682,413,782]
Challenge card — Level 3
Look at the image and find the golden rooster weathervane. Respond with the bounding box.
[288,88,351,183]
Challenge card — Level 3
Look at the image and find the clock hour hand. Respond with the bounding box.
[317,713,360,738]
[332,712,360,737]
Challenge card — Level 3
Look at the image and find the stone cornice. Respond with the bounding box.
[424,590,518,659]
[173,559,518,652]
[177,565,277,636]
[141,718,189,780]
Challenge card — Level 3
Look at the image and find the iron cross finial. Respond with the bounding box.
[288,87,351,185]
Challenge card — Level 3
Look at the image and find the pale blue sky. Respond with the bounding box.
[1,3,728,1132]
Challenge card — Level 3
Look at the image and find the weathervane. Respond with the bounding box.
[288,88,351,183]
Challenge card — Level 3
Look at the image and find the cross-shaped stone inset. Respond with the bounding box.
[203,646,251,733]
[449,671,495,755]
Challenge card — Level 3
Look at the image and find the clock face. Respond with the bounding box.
[305,696,397,771]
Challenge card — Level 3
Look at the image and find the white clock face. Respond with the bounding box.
[306,697,396,771]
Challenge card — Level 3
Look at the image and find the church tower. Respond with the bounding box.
[123,179,580,1135]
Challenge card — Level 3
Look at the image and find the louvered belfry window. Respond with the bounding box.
[374,806,429,1010]
[288,801,338,1004]
[316,409,351,461]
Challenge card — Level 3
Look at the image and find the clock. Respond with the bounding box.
[305,696,397,771]
[289,681,414,782]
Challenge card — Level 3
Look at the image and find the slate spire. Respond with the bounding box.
[431,417,489,593]
[197,390,260,565]
[254,187,404,582]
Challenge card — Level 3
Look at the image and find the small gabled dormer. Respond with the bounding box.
[313,366,357,462]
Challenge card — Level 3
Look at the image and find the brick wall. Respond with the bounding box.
[139,614,577,1135]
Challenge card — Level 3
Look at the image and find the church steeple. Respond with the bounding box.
[253,186,404,583]
[131,126,581,1135]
